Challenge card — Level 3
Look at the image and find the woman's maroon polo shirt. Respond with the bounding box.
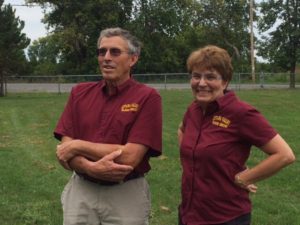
[179,91,277,225]
[54,78,162,175]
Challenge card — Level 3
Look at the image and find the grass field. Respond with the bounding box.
[0,89,299,225]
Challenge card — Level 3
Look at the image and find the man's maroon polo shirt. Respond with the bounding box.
[179,91,277,224]
[54,78,162,175]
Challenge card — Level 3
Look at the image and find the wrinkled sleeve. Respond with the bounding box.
[181,110,190,133]
[54,89,75,141]
[239,107,277,147]
[127,90,162,156]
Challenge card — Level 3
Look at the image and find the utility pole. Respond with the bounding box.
[250,0,255,82]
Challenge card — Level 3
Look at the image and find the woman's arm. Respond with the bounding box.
[235,134,295,188]
[178,122,184,146]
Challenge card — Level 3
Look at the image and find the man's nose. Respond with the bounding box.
[103,50,112,59]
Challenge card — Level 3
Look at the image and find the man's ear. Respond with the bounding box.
[130,55,139,67]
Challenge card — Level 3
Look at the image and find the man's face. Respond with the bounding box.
[97,36,138,85]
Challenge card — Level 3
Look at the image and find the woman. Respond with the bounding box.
[178,45,295,225]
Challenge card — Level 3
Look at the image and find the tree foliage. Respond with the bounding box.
[27,0,134,74]
[128,0,196,73]
[257,0,300,88]
[188,0,251,72]
[0,0,30,96]
[27,34,62,75]
[25,0,253,76]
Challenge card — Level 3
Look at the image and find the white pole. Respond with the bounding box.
[250,0,255,82]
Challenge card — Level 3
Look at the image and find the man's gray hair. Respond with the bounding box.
[97,27,142,56]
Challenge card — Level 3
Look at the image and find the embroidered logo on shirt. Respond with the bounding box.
[212,115,231,128]
[121,103,139,112]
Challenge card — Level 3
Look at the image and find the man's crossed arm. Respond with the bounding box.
[56,136,148,182]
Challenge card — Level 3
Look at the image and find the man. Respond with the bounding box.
[54,27,162,225]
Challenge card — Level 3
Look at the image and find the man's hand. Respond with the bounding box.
[56,140,79,162]
[56,140,81,170]
[87,150,134,182]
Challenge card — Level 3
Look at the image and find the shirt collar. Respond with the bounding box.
[100,78,135,96]
[216,90,237,108]
[199,90,237,115]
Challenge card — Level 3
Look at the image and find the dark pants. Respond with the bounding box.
[179,213,251,225]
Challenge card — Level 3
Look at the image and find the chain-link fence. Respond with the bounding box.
[3,72,300,94]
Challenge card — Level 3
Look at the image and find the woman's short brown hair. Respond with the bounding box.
[187,45,233,82]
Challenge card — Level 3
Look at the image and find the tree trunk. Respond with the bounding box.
[290,73,296,89]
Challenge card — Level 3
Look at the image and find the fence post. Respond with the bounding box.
[260,71,264,88]
[235,73,238,90]
[236,73,241,91]
[4,74,7,95]
[57,75,63,94]
[164,74,167,90]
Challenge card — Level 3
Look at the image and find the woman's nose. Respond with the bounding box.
[198,77,207,86]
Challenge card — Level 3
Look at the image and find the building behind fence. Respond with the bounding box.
[3,72,300,94]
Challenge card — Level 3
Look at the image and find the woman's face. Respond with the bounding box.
[190,68,228,108]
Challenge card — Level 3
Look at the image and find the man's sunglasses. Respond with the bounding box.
[96,48,129,57]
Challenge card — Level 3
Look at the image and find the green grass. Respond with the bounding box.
[0,90,299,225]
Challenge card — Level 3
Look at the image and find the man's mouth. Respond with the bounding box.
[103,65,115,70]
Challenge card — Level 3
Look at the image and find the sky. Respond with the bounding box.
[4,0,48,43]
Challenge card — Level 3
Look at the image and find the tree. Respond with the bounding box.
[27,0,134,75]
[25,0,254,76]
[128,0,197,73]
[190,0,251,72]
[28,0,194,74]
[27,34,62,75]
[0,0,30,96]
[257,0,300,88]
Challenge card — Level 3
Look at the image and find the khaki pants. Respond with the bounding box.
[61,173,151,225]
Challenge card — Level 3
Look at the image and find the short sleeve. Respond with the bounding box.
[54,89,75,140]
[181,110,189,133]
[239,107,277,147]
[127,90,162,156]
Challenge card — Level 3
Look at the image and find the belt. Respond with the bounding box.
[76,172,143,186]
